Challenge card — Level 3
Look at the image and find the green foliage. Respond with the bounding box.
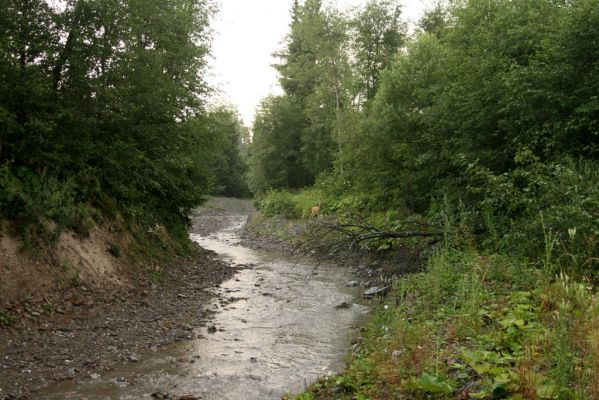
[248,96,312,194]
[0,310,16,326]
[257,189,322,220]
[297,248,599,399]
[405,372,456,394]
[149,268,167,284]
[467,156,599,272]
[107,243,121,258]
[350,0,406,100]
[0,0,248,246]
[256,0,599,270]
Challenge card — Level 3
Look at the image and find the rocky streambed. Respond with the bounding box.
[1,198,370,400]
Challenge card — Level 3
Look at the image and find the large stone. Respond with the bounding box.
[362,286,389,298]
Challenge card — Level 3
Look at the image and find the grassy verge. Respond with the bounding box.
[256,186,598,399]
[286,248,598,399]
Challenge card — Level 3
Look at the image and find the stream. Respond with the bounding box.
[36,203,369,399]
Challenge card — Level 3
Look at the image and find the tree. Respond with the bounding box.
[247,96,311,194]
[206,107,251,198]
[350,0,406,101]
[0,0,217,231]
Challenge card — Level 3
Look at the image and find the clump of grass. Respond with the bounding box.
[107,242,121,258]
[0,310,16,326]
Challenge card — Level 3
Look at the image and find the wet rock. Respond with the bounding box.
[249,357,258,363]
[346,281,359,287]
[151,391,171,399]
[207,325,217,333]
[178,395,202,400]
[363,286,389,298]
[335,302,352,309]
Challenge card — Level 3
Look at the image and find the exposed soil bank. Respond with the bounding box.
[239,212,425,284]
[0,202,243,399]
[33,199,368,399]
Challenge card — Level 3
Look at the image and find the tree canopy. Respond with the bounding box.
[0,0,248,236]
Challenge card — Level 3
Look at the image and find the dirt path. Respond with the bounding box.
[0,198,252,400]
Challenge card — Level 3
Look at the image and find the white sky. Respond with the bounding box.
[206,0,431,126]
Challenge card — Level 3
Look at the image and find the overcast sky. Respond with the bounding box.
[206,0,430,126]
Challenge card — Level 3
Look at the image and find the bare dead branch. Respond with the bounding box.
[314,217,443,249]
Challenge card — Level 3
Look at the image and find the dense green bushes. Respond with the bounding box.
[0,0,249,244]
[465,156,599,272]
[248,0,599,272]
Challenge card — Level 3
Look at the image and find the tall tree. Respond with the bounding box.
[0,0,217,229]
[247,96,311,193]
[351,0,406,101]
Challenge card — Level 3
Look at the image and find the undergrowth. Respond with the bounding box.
[287,248,599,399]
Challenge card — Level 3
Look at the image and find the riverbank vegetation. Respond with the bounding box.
[248,0,599,398]
[0,0,248,252]
[0,0,251,321]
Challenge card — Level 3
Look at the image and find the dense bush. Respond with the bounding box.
[0,0,249,244]
[249,0,599,271]
[258,189,321,220]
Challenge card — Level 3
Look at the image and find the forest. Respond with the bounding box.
[1,0,599,398]
[249,0,598,272]
[0,0,249,245]
[248,0,599,398]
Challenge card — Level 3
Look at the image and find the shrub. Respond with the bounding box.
[466,154,599,273]
[258,189,323,219]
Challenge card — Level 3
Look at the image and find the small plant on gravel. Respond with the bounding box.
[70,272,81,287]
[43,302,55,313]
[107,242,121,257]
[0,310,16,326]
[149,268,167,284]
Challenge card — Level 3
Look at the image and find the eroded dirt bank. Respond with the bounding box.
[0,201,249,399]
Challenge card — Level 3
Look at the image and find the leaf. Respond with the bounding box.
[405,372,457,394]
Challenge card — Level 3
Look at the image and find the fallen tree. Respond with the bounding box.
[319,220,443,249]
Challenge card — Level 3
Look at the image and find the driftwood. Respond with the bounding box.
[316,217,443,249]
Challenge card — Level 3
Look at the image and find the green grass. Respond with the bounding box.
[289,249,599,399]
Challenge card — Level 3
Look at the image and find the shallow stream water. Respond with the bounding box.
[37,206,368,399]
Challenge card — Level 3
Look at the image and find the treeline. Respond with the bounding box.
[249,0,599,270]
[0,0,248,239]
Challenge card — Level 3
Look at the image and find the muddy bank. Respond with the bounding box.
[0,203,244,399]
[239,212,425,283]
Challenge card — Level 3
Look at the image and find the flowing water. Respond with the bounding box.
[37,204,369,399]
